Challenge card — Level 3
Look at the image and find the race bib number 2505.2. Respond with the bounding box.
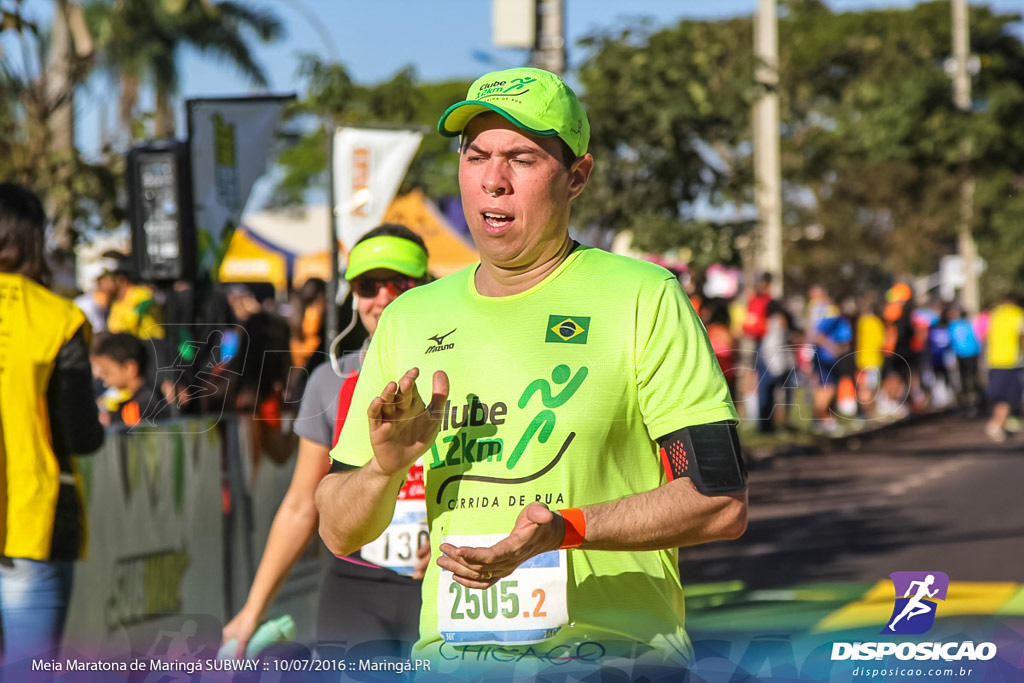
[437,534,568,646]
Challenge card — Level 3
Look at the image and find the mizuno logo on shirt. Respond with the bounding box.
[546,316,590,344]
[426,328,457,353]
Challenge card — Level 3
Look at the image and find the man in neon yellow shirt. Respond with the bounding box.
[316,67,748,679]
[984,294,1024,442]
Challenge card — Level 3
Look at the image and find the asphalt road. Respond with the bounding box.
[680,411,1024,598]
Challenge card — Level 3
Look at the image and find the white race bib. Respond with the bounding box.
[360,462,427,575]
[437,534,568,645]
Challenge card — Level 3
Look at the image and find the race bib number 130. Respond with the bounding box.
[437,535,568,646]
[359,463,427,575]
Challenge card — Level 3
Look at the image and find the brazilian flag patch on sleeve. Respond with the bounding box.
[546,315,590,344]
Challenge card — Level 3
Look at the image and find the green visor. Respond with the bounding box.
[345,235,428,281]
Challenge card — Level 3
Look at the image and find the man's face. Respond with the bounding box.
[458,114,592,271]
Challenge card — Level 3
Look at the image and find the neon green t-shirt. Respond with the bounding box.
[331,246,737,674]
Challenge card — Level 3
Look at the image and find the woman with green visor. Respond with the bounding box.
[222,224,430,660]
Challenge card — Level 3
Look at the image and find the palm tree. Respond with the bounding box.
[84,0,284,140]
[0,1,108,252]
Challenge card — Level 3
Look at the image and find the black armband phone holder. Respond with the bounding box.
[328,459,357,474]
[657,421,747,495]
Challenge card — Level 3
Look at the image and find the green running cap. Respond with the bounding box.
[437,67,590,157]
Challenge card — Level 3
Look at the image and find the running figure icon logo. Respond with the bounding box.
[883,571,949,635]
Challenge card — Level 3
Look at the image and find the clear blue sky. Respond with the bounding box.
[168,0,1022,95]
[6,0,1021,152]
[55,0,1014,145]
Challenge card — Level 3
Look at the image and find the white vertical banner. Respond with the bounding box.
[187,96,293,248]
[332,126,423,250]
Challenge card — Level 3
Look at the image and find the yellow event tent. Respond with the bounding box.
[381,189,477,277]
[219,192,477,291]
[217,225,290,292]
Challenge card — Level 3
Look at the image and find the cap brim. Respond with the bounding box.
[438,100,558,139]
[344,257,426,281]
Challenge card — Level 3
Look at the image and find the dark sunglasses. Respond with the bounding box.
[351,276,419,298]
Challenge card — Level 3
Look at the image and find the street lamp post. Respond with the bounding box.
[532,0,565,75]
[272,0,343,339]
[951,0,979,316]
[753,0,783,296]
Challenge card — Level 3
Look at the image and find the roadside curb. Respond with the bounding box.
[744,409,951,465]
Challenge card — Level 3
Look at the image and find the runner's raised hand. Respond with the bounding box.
[367,367,449,477]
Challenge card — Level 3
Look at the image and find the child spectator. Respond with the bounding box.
[92,332,175,427]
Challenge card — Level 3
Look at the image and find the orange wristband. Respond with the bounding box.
[558,508,586,549]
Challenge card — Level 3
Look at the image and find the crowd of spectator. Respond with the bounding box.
[685,271,1003,440]
[75,250,345,455]
[74,244,1021,452]
[76,250,1020,449]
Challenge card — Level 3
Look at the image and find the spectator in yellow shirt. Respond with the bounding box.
[855,298,886,419]
[0,183,105,664]
[103,251,165,341]
[984,293,1024,442]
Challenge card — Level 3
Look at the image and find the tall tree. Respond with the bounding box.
[574,2,1024,297]
[779,0,1024,295]
[267,55,469,208]
[576,16,759,272]
[1,0,121,254]
[83,0,284,140]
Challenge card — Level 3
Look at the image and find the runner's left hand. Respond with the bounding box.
[437,502,564,588]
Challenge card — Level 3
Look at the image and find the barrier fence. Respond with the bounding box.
[62,416,323,660]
